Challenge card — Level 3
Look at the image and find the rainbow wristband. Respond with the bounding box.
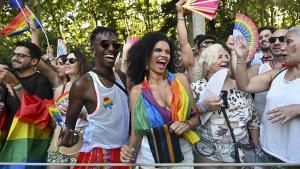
[197,101,207,113]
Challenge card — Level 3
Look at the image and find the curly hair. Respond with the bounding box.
[90,26,118,46]
[126,32,176,85]
[16,41,42,60]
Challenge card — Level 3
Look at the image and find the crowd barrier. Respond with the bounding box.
[0,162,300,167]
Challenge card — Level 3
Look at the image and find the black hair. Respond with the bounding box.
[258,26,276,34]
[90,26,118,46]
[196,34,217,48]
[15,41,42,60]
[69,48,91,76]
[126,32,176,85]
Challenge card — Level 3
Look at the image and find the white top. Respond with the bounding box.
[81,71,130,152]
[253,62,272,119]
[261,69,300,163]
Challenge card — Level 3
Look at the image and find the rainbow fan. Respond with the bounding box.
[233,13,259,61]
[182,0,220,20]
[57,39,67,58]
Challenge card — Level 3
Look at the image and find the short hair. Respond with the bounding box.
[258,26,276,34]
[68,48,91,76]
[15,41,42,60]
[196,34,217,48]
[126,32,176,85]
[287,26,300,36]
[198,43,229,78]
[90,26,118,46]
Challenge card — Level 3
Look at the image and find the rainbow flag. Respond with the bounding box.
[9,0,23,9]
[0,93,53,169]
[0,111,8,151]
[57,39,68,58]
[0,6,41,37]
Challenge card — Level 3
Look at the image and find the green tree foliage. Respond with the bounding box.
[1,0,300,63]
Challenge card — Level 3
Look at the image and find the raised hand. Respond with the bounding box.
[234,35,249,59]
[226,35,235,50]
[176,0,186,14]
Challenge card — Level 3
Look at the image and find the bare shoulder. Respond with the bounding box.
[72,74,93,90]
[130,84,142,97]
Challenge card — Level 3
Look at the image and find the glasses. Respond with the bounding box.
[199,41,215,48]
[269,36,285,43]
[100,40,121,50]
[64,58,77,64]
[11,52,30,59]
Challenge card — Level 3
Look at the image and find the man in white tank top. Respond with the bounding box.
[59,27,130,169]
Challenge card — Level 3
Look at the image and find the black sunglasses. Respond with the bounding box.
[64,58,77,64]
[100,40,121,50]
[269,36,285,43]
[199,41,215,48]
[11,52,30,59]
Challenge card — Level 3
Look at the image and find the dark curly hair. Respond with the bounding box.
[126,32,176,85]
[68,48,91,76]
[16,41,42,60]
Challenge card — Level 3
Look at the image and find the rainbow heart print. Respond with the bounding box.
[103,97,113,109]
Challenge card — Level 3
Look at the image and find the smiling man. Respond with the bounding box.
[60,27,130,168]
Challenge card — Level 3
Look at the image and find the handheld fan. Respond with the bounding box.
[57,39,67,58]
[126,36,139,44]
[182,0,220,20]
[233,13,259,61]
[198,68,228,125]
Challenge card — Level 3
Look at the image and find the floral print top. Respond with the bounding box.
[191,79,260,162]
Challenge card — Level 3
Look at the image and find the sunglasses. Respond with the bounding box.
[199,41,215,48]
[56,61,65,65]
[64,58,77,64]
[11,52,30,59]
[269,36,285,43]
[100,40,121,50]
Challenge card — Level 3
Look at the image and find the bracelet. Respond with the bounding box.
[48,58,55,61]
[177,16,185,20]
[236,60,247,64]
[12,84,23,91]
[197,101,207,113]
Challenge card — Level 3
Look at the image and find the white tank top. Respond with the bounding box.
[253,62,272,119]
[261,69,300,163]
[81,71,130,152]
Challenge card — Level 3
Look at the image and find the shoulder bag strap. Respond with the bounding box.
[92,70,128,96]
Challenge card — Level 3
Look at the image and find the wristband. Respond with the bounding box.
[197,101,207,113]
[177,16,185,20]
[12,84,23,91]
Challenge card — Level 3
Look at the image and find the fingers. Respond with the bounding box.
[120,145,136,163]
[170,121,189,135]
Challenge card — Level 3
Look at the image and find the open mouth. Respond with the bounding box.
[104,55,115,62]
[156,59,167,70]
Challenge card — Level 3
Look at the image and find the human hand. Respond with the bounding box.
[176,0,186,14]
[234,36,249,59]
[200,95,223,112]
[47,45,54,57]
[26,18,39,33]
[0,68,20,87]
[170,121,190,135]
[58,128,79,147]
[120,145,136,163]
[267,104,300,124]
[226,35,235,50]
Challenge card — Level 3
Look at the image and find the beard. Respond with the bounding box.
[12,63,32,72]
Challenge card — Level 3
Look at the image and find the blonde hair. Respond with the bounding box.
[198,43,228,78]
[288,26,300,36]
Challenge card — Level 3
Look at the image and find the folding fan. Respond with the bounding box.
[57,39,67,58]
[182,0,220,20]
[233,13,259,61]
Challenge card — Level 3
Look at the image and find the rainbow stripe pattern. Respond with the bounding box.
[134,72,200,144]
[57,39,68,58]
[0,6,41,36]
[233,13,259,61]
[103,97,113,109]
[0,93,53,168]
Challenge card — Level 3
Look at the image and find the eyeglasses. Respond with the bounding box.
[269,36,285,43]
[199,41,215,48]
[64,58,77,64]
[11,52,30,59]
[100,40,121,50]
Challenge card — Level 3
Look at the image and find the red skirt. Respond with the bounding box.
[74,147,131,169]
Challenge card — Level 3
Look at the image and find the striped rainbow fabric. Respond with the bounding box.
[0,6,41,36]
[0,93,53,169]
[134,72,200,144]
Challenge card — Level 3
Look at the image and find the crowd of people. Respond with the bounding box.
[0,0,300,169]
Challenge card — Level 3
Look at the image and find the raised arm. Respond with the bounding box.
[176,0,194,70]
[235,36,276,93]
